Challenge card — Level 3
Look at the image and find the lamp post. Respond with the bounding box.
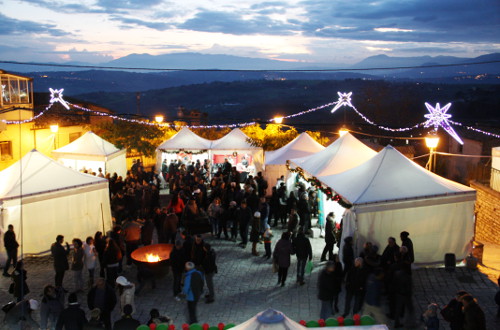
[338,126,349,137]
[273,116,284,124]
[50,124,59,149]
[425,133,439,172]
[155,115,164,124]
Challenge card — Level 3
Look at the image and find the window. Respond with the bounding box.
[0,141,13,161]
[69,132,82,143]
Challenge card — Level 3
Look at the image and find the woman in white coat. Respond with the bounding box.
[83,236,98,288]
[116,276,136,315]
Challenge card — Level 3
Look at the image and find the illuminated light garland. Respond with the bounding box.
[268,102,337,121]
[449,120,500,139]
[286,160,353,208]
[331,92,353,114]
[49,88,70,110]
[158,149,208,154]
[424,102,463,145]
[349,105,425,132]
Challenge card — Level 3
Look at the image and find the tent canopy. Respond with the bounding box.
[157,127,212,151]
[290,132,377,177]
[0,149,108,201]
[211,128,259,150]
[265,132,325,165]
[52,131,124,161]
[319,145,475,206]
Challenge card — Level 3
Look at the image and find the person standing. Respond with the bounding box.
[250,211,261,256]
[400,231,414,264]
[170,240,188,299]
[293,228,313,285]
[84,236,98,289]
[262,224,273,259]
[3,224,19,277]
[321,212,336,262]
[273,232,294,287]
[317,261,337,320]
[56,293,88,330]
[116,276,136,315]
[258,196,269,234]
[88,278,117,330]
[297,193,311,233]
[102,238,122,287]
[462,295,486,330]
[11,260,29,302]
[236,200,252,248]
[287,208,299,238]
[343,257,367,317]
[51,235,70,289]
[71,238,85,293]
[342,236,355,276]
[202,243,217,304]
[40,284,64,330]
[94,232,106,278]
[183,262,204,324]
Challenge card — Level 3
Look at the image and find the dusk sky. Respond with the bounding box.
[1,0,499,66]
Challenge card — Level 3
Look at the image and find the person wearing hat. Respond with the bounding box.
[116,276,136,315]
[113,304,140,330]
[250,211,262,256]
[56,292,87,329]
[4,299,40,328]
[183,262,205,324]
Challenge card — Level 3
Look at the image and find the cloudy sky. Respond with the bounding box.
[1,0,499,65]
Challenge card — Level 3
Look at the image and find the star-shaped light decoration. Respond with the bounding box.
[1,84,8,101]
[49,88,70,109]
[331,91,353,114]
[424,102,463,145]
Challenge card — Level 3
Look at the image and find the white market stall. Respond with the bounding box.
[210,128,264,180]
[319,145,476,263]
[264,132,325,196]
[288,133,377,226]
[52,131,127,177]
[491,146,500,192]
[156,127,212,170]
[0,150,113,256]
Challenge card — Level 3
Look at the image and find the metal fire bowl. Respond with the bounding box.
[131,243,173,277]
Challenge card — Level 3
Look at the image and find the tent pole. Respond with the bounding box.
[100,203,105,234]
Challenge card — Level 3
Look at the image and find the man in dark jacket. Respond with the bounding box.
[88,278,117,330]
[51,235,70,288]
[183,262,204,324]
[317,261,339,320]
[400,231,414,263]
[297,193,311,233]
[381,237,400,267]
[342,236,355,276]
[170,240,188,299]
[462,295,486,330]
[56,293,87,330]
[343,257,367,318]
[112,304,140,330]
[3,224,19,277]
[202,243,218,303]
[292,228,312,285]
[236,200,253,247]
[321,212,336,262]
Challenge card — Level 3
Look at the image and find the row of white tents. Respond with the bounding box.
[0,126,476,263]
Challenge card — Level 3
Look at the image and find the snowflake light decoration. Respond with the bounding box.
[424,102,463,145]
[49,88,70,109]
[331,91,353,114]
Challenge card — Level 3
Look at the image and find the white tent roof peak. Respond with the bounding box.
[52,131,122,157]
[156,127,212,151]
[0,149,107,200]
[211,128,259,150]
[265,132,325,165]
[319,145,475,205]
[290,131,377,177]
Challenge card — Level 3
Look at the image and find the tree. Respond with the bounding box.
[242,124,298,151]
[90,120,176,158]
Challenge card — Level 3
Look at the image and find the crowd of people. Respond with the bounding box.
[2,159,498,329]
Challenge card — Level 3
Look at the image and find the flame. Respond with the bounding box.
[145,253,161,262]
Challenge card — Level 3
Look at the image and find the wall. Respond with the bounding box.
[470,181,500,245]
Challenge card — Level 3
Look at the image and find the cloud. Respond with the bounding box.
[20,0,109,14]
[178,10,298,35]
[0,13,68,37]
[96,0,165,12]
[110,16,171,31]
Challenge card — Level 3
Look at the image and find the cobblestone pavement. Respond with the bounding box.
[1,230,499,329]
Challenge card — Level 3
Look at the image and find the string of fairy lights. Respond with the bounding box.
[1,87,500,142]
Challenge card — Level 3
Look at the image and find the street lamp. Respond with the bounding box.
[273,116,284,124]
[50,124,59,149]
[338,126,349,137]
[425,133,440,172]
[155,115,164,123]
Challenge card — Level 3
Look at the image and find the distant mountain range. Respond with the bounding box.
[1,52,498,95]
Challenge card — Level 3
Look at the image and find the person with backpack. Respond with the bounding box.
[183,262,204,324]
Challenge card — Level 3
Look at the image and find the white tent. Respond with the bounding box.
[289,132,377,177]
[210,128,264,177]
[0,150,113,255]
[319,145,476,263]
[156,127,212,170]
[264,133,325,195]
[230,309,306,330]
[52,131,127,177]
[491,146,500,192]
